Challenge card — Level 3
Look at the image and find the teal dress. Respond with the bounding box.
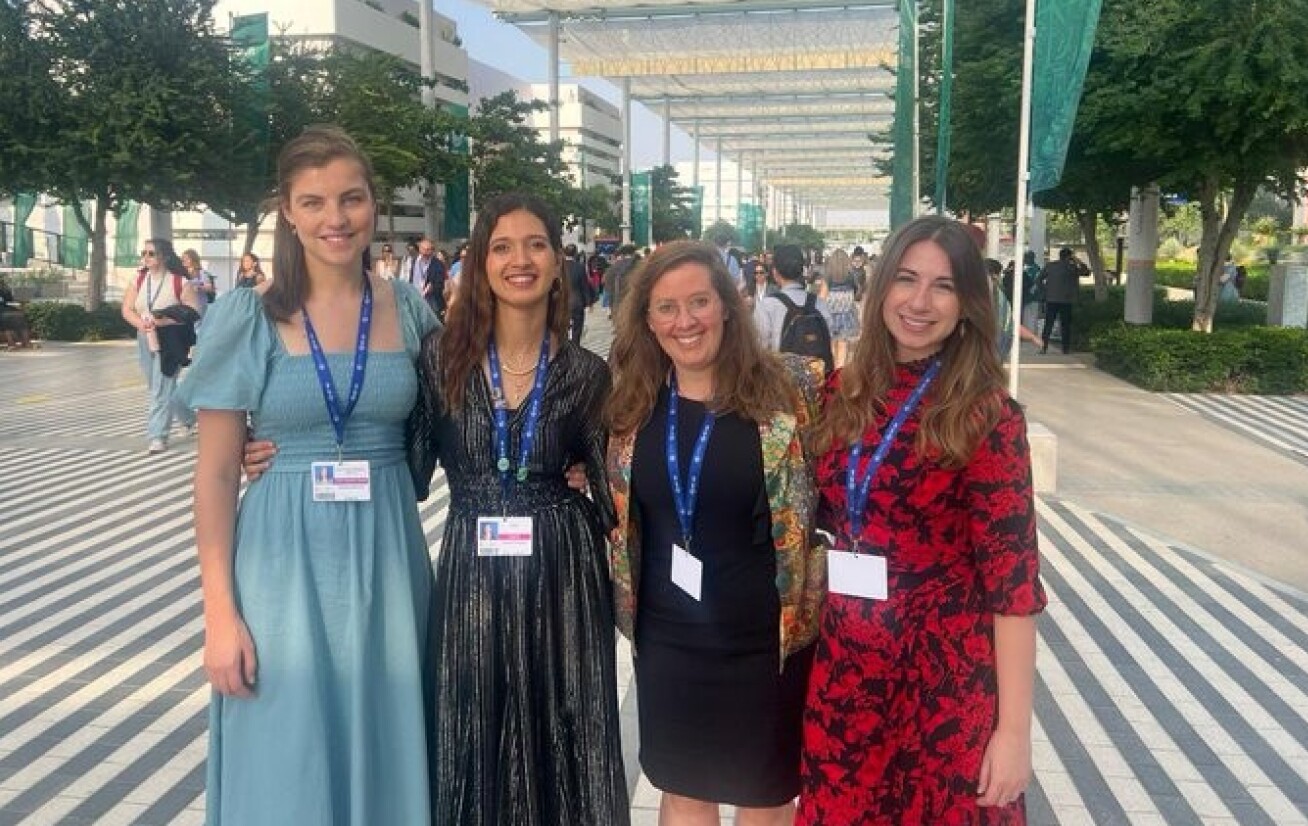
[178,284,439,826]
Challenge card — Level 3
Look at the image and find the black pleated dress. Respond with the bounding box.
[408,336,630,826]
[631,386,812,808]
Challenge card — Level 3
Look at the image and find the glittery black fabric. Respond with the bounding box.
[408,332,629,826]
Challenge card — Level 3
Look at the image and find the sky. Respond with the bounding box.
[437,0,702,168]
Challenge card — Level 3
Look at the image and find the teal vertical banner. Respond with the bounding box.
[632,171,652,248]
[11,193,36,267]
[933,0,954,212]
[690,186,704,239]
[113,202,142,266]
[232,14,271,183]
[443,103,471,238]
[60,204,88,269]
[1029,0,1104,192]
[737,203,765,253]
[889,0,917,230]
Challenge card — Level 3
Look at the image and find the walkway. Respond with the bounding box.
[1,320,1306,825]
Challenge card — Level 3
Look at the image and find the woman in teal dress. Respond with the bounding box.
[181,127,439,825]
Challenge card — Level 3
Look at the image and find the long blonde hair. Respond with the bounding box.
[606,240,791,436]
[816,216,1005,467]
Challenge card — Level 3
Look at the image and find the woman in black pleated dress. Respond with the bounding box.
[407,193,628,825]
[605,240,826,825]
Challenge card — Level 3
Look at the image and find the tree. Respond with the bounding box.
[1083,0,1308,330]
[704,220,738,246]
[648,165,697,242]
[467,92,575,218]
[766,223,826,252]
[14,0,255,309]
[0,2,59,197]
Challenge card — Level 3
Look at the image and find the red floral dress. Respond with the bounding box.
[798,361,1046,826]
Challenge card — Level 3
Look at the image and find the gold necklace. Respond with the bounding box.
[499,360,538,376]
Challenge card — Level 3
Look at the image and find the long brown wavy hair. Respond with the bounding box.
[606,240,791,436]
[439,192,569,411]
[263,126,377,322]
[815,216,1006,468]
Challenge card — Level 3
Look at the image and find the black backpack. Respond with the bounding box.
[775,292,834,374]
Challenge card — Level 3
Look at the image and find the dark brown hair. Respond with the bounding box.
[438,193,569,411]
[606,240,791,436]
[815,215,1006,468]
[263,126,377,322]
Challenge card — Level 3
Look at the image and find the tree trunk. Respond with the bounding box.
[71,198,108,312]
[1192,177,1255,332]
[242,212,264,256]
[1076,210,1109,302]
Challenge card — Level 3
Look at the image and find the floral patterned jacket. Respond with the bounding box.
[606,354,827,663]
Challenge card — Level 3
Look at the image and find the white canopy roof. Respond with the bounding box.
[471,0,902,214]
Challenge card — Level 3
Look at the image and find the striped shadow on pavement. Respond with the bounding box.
[2,422,1307,821]
[1164,393,1308,465]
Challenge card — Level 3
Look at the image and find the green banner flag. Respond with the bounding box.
[737,203,766,253]
[443,103,471,239]
[11,193,36,267]
[889,0,917,230]
[232,14,270,185]
[691,186,703,239]
[632,171,652,249]
[60,204,89,269]
[114,202,142,267]
[1029,0,1104,193]
[933,0,954,212]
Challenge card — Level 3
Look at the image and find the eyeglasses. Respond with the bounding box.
[140,250,156,258]
[754,269,766,275]
[648,294,718,324]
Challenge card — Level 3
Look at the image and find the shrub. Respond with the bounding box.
[1091,325,1308,393]
[23,301,136,341]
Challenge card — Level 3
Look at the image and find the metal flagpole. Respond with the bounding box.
[1007,0,1037,398]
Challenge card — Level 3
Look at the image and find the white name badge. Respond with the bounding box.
[827,549,888,601]
[476,516,534,557]
[311,460,372,502]
[671,543,703,601]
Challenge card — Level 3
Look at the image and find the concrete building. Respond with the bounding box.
[525,84,622,191]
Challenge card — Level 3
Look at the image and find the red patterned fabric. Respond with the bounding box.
[798,362,1046,826]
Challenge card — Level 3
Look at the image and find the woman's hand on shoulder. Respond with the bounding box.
[564,461,588,492]
[242,438,278,481]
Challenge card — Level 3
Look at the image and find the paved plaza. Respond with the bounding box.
[1,315,1306,825]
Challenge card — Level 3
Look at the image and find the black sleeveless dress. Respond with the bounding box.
[631,386,812,807]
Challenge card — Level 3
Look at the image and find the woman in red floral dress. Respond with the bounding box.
[798,216,1046,825]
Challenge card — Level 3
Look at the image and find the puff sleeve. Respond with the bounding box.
[176,288,274,412]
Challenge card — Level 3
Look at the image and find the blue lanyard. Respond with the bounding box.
[303,279,373,455]
[845,359,940,550]
[666,371,716,551]
[487,332,552,503]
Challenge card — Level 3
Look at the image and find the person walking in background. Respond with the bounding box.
[742,258,774,313]
[407,237,446,321]
[756,244,834,374]
[1037,247,1082,354]
[817,248,861,369]
[605,240,825,826]
[799,216,1045,825]
[407,193,629,826]
[234,252,267,289]
[987,258,1043,356]
[563,243,593,345]
[604,244,638,318]
[120,239,199,454]
[181,250,217,319]
[372,242,400,280]
[181,126,439,825]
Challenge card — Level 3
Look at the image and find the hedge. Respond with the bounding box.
[24,301,136,342]
[1068,286,1265,352]
[1152,260,1270,302]
[1091,325,1308,394]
